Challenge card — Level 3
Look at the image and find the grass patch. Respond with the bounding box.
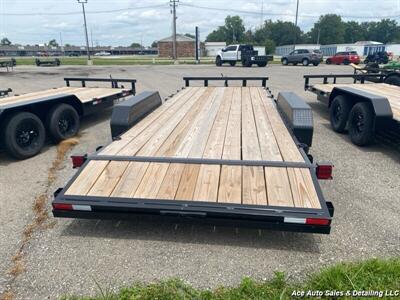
[61,258,400,299]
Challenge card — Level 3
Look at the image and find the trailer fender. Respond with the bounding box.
[110,91,162,139]
[276,92,313,147]
[330,87,393,119]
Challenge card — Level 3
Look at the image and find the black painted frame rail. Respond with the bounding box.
[183,76,269,87]
[304,73,386,90]
[64,77,137,94]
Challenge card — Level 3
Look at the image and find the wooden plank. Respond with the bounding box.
[157,88,217,199]
[87,161,129,196]
[100,87,196,155]
[241,87,267,205]
[250,87,294,207]
[287,168,321,209]
[65,161,109,195]
[175,88,225,200]
[192,88,233,202]
[133,88,211,198]
[111,162,149,198]
[257,87,304,162]
[116,88,201,156]
[218,87,242,204]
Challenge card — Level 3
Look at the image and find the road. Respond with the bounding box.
[0,64,399,299]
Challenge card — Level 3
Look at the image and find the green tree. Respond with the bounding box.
[264,38,276,54]
[130,42,142,48]
[308,14,345,44]
[365,19,400,43]
[151,41,158,48]
[48,39,59,47]
[254,20,302,46]
[344,21,366,43]
[1,37,11,45]
[206,15,245,44]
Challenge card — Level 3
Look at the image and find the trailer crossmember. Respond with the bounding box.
[90,154,315,168]
[64,77,137,94]
[183,76,268,87]
[304,73,386,90]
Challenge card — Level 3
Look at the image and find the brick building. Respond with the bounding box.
[158,34,203,58]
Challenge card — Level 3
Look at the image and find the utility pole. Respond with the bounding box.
[78,0,91,64]
[293,0,300,50]
[59,32,64,56]
[90,28,94,52]
[170,0,179,60]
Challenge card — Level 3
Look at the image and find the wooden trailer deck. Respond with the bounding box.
[64,86,322,209]
[311,83,400,121]
[0,86,130,108]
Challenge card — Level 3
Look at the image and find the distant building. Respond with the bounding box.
[205,42,226,57]
[157,34,204,58]
[0,45,158,57]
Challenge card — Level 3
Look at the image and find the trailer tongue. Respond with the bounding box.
[53,77,334,234]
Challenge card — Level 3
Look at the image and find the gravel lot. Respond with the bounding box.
[0,64,399,299]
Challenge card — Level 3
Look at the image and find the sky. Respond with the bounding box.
[0,0,400,47]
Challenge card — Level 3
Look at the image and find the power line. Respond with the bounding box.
[179,3,400,20]
[0,4,167,16]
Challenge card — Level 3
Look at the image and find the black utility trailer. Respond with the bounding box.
[0,58,16,71]
[351,63,400,86]
[35,58,61,67]
[53,76,334,234]
[304,73,400,146]
[0,88,12,97]
[0,77,136,159]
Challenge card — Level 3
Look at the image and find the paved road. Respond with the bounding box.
[0,64,399,299]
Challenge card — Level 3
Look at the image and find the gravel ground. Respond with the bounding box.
[0,64,399,299]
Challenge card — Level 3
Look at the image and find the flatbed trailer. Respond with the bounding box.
[35,58,61,67]
[304,74,400,146]
[0,77,136,159]
[53,77,334,234]
[0,58,16,71]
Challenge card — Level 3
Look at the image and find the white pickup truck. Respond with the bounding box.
[216,44,271,67]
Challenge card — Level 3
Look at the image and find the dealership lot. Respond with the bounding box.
[1,64,399,299]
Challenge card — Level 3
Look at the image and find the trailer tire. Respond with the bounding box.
[330,95,352,133]
[348,102,375,146]
[46,103,80,142]
[257,62,267,67]
[229,61,236,66]
[243,58,252,67]
[3,112,45,159]
[215,56,223,66]
[302,58,309,66]
[313,62,319,66]
[384,75,400,86]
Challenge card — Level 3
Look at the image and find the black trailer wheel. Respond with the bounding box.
[257,62,267,67]
[313,62,319,66]
[329,95,352,133]
[229,61,236,66]
[281,58,288,65]
[46,103,80,142]
[326,58,331,64]
[243,58,252,67]
[343,59,350,65]
[384,75,400,86]
[302,58,309,66]
[348,102,375,146]
[215,56,222,66]
[3,112,45,159]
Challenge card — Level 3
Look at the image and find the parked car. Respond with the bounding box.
[281,49,323,66]
[94,51,111,57]
[325,51,360,65]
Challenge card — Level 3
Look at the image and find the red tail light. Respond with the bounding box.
[71,155,86,168]
[316,164,333,180]
[306,218,330,226]
[53,203,73,210]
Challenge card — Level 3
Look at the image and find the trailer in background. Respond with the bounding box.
[53,76,334,234]
[0,77,136,159]
[35,58,61,67]
[304,73,400,146]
